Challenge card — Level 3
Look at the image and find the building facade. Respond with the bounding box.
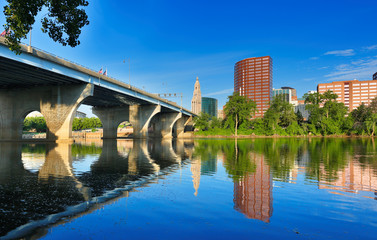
[318,79,377,111]
[374,72,377,80]
[234,56,273,118]
[191,77,202,115]
[272,87,297,105]
[201,97,218,117]
[217,109,224,119]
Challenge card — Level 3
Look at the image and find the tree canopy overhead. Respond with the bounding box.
[3,0,89,54]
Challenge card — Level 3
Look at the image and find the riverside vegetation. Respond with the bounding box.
[23,117,103,133]
[194,91,377,137]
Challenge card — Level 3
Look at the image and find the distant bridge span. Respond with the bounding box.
[0,39,195,141]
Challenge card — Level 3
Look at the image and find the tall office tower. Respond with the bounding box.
[373,72,377,80]
[318,79,377,111]
[234,56,273,118]
[191,76,202,114]
[202,97,218,117]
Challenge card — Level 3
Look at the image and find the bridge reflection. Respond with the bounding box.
[0,139,194,238]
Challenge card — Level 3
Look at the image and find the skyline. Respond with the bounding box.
[1,0,377,116]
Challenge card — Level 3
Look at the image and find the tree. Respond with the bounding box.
[194,112,211,131]
[264,94,297,131]
[224,92,257,136]
[3,0,89,54]
[365,114,377,136]
[304,91,323,125]
[296,109,304,125]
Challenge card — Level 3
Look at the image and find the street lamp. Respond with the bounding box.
[123,58,130,86]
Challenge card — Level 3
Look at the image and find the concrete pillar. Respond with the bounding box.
[129,104,161,138]
[0,83,93,142]
[153,112,182,138]
[175,116,191,138]
[93,106,130,139]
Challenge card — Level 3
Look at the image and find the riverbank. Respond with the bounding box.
[193,133,373,138]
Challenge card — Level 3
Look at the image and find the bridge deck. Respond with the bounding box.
[0,38,194,115]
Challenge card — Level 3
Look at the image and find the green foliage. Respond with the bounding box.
[265,94,297,131]
[3,0,89,54]
[224,92,257,136]
[23,117,47,133]
[72,117,102,131]
[194,91,377,137]
[304,90,348,136]
[194,112,211,131]
[365,113,377,136]
[286,122,305,136]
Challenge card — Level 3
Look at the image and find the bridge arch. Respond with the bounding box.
[21,110,47,140]
[149,112,182,138]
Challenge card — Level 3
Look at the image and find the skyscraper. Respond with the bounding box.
[191,76,201,115]
[201,97,218,117]
[234,56,273,118]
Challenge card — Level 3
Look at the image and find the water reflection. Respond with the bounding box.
[1,138,377,238]
[192,138,377,222]
[0,139,193,238]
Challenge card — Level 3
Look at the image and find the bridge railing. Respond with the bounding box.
[1,38,195,115]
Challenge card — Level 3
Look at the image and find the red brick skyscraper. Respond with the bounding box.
[234,56,273,118]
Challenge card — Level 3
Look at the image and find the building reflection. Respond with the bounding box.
[318,159,377,196]
[233,153,273,222]
[191,156,201,196]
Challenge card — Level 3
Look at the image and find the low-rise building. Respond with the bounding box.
[318,79,377,111]
[272,87,298,106]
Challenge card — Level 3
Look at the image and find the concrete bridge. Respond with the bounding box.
[0,39,194,142]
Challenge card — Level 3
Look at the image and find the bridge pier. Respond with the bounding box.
[175,115,192,138]
[93,106,130,139]
[0,84,93,142]
[152,112,182,138]
[130,104,161,138]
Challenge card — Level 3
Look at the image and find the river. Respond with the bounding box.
[0,138,376,239]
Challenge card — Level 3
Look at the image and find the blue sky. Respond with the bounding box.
[1,0,377,116]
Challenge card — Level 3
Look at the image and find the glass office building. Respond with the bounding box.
[202,97,218,117]
[273,88,292,102]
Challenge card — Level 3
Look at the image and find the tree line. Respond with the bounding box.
[23,117,103,132]
[194,90,377,136]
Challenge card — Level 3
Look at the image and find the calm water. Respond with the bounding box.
[1,138,377,239]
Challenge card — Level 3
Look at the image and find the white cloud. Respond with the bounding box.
[325,56,377,81]
[363,45,377,51]
[204,88,234,97]
[310,57,319,60]
[324,49,355,57]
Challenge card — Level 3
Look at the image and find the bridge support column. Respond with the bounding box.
[41,84,93,142]
[175,116,191,138]
[129,105,161,138]
[154,112,182,138]
[93,106,130,139]
[0,84,93,142]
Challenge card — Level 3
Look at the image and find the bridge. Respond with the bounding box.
[0,38,195,142]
